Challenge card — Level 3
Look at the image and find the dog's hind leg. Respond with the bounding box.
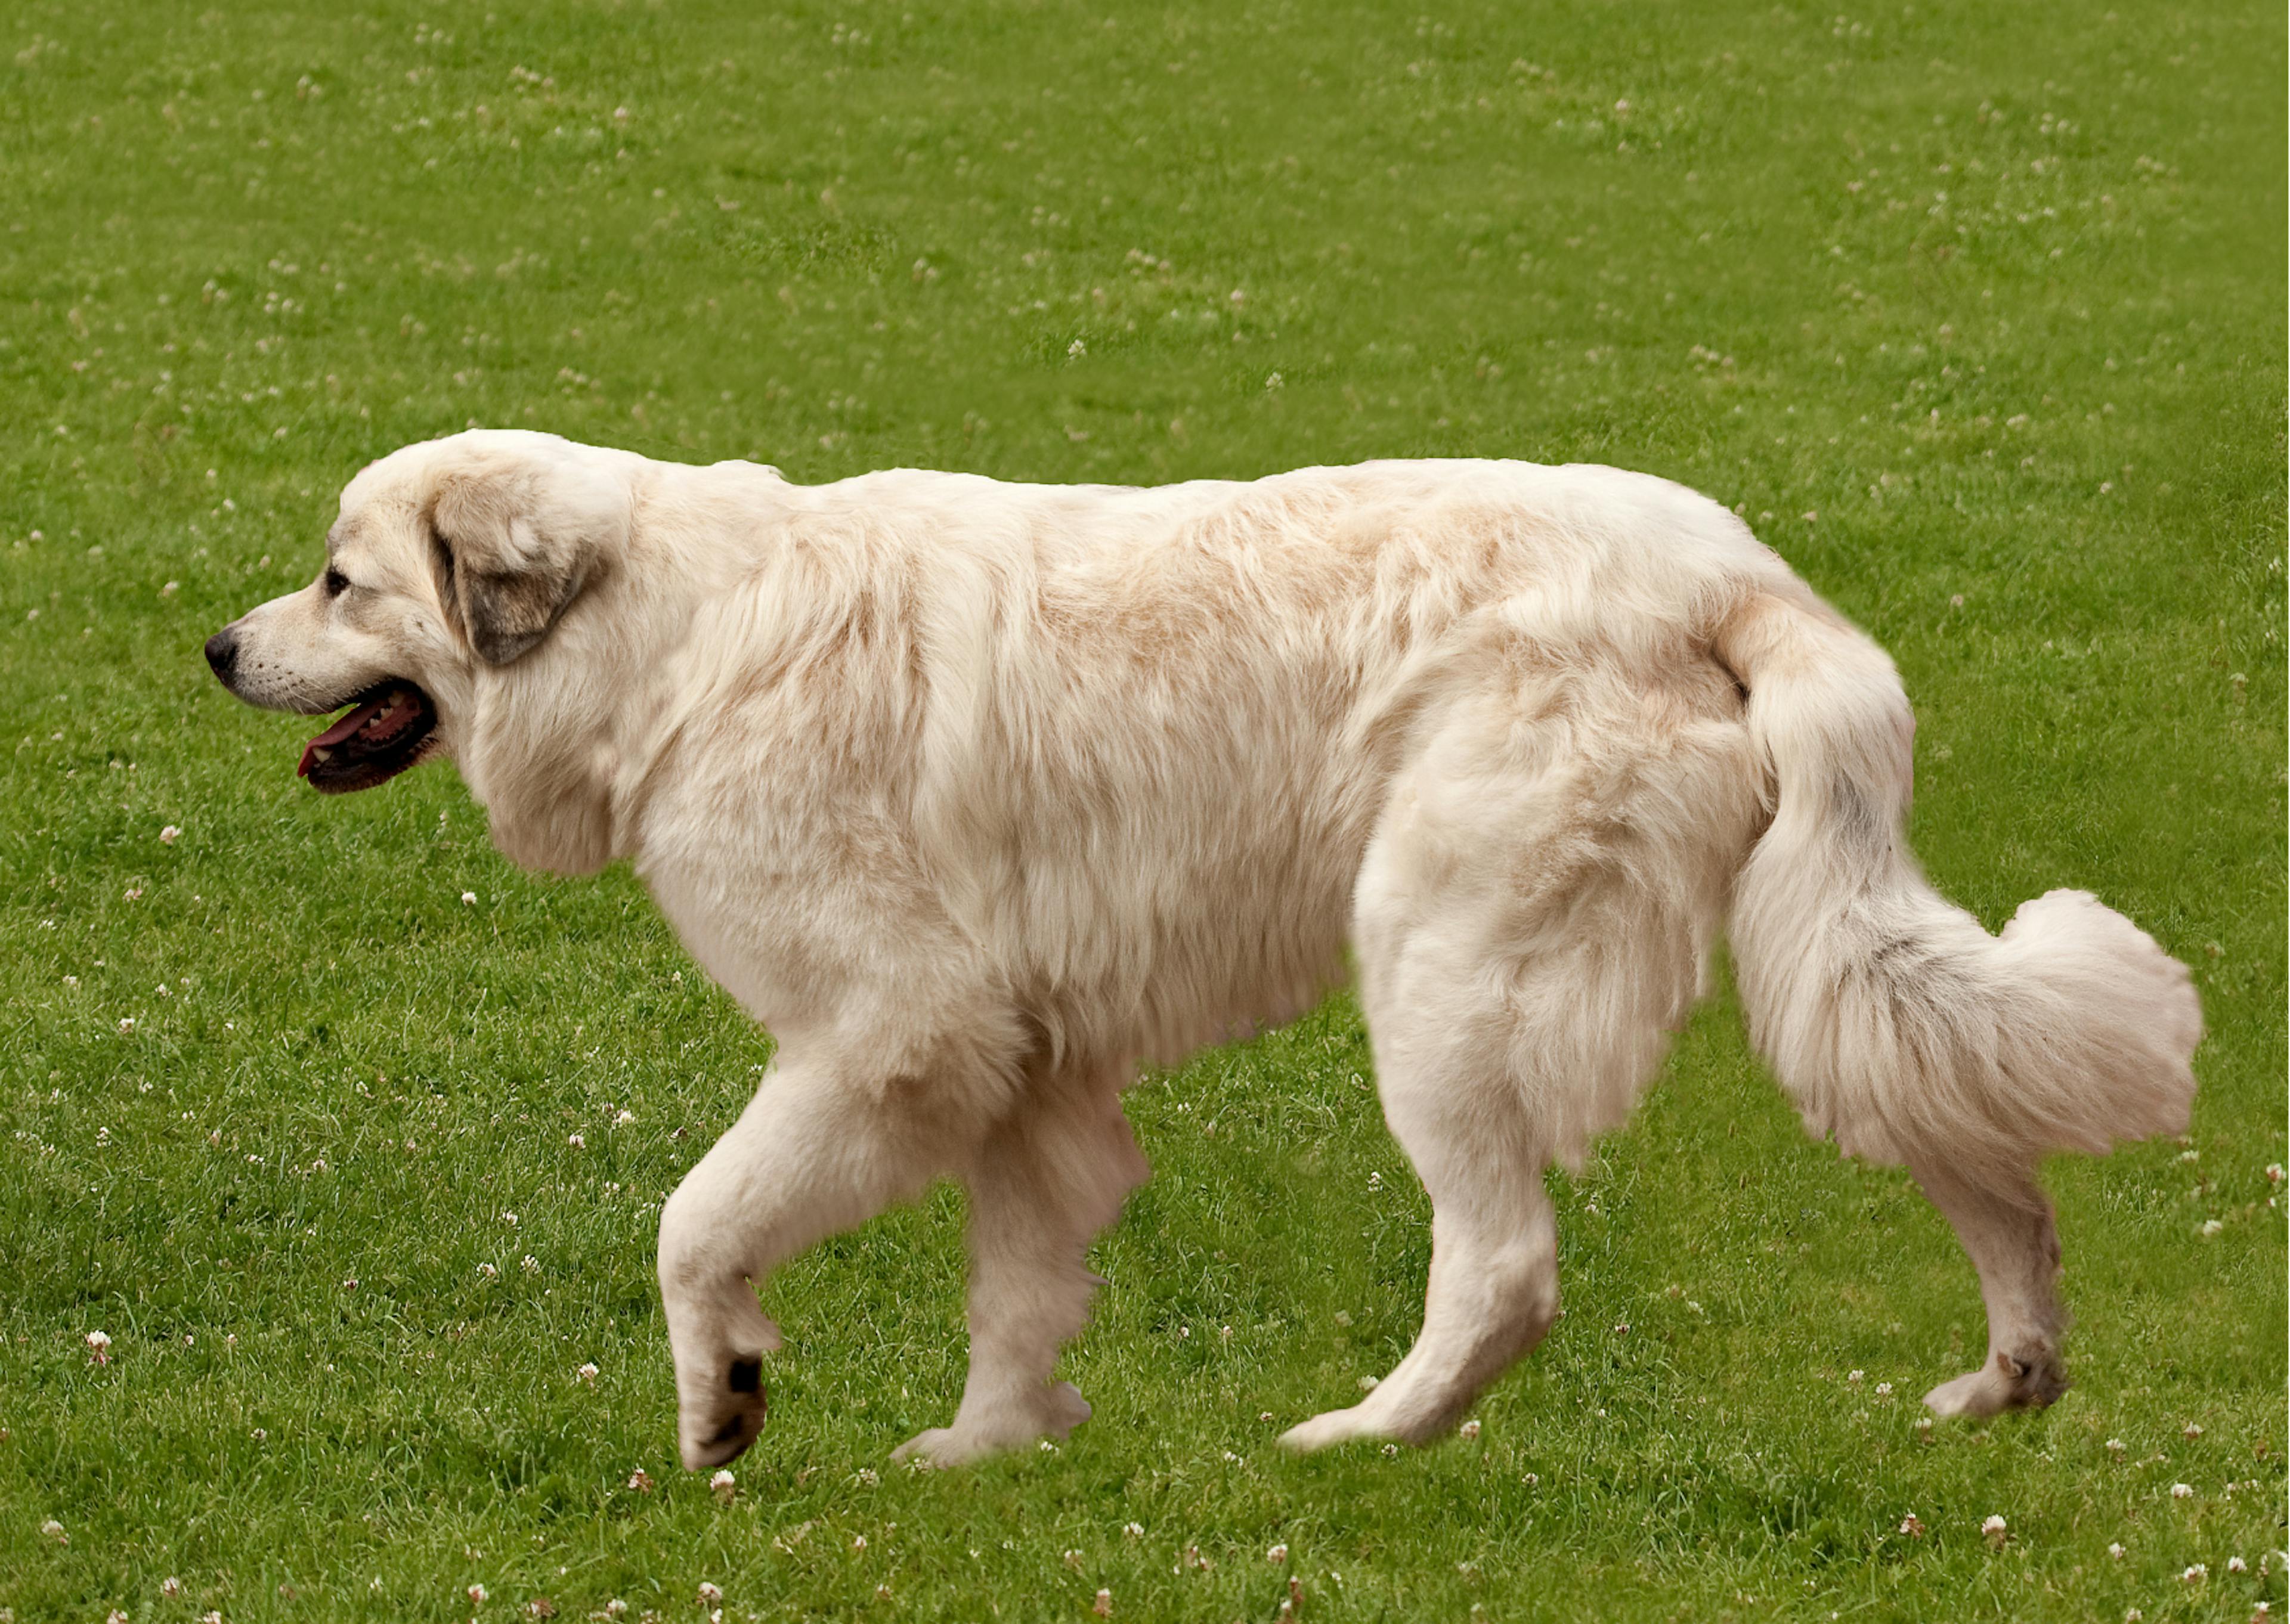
[1277,985,1567,1452]
[895,1076,1147,1465]
[1282,661,1760,1452]
[1908,1157,2069,1417]
[658,1052,985,1470]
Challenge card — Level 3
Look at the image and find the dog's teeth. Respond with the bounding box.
[311,746,333,764]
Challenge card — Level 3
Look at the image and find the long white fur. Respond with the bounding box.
[212,430,2202,1465]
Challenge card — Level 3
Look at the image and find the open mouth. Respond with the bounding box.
[297,680,439,794]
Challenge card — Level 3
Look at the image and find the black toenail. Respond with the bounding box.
[728,1358,761,1394]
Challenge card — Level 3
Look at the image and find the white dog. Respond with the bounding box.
[206,430,2201,1470]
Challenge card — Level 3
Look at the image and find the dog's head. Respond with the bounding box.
[207,430,640,867]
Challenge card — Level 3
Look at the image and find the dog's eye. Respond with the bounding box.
[323,567,351,599]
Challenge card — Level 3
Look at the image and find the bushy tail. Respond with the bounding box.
[1714,593,2201,1188]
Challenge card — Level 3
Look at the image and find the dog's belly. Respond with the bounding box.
[1007,811,1369,1070]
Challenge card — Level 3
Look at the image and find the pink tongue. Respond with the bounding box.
[298,697,388,777]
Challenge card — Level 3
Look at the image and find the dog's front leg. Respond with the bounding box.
[657,1055,945,1470]
[893,1077,1147,1466]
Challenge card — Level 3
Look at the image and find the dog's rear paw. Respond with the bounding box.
[1923,1349,2067,1420]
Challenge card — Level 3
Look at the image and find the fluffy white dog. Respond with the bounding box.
[206,430,2201,1470]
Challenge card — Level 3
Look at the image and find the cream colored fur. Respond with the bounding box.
[211,429,2202,1468]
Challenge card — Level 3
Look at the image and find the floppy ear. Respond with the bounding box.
[427,447,626,665]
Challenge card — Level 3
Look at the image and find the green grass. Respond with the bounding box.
[2,1,2282,1619]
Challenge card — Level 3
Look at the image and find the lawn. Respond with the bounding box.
[1,1,2282,1619]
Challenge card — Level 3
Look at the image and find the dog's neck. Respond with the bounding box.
[467,460,796,875]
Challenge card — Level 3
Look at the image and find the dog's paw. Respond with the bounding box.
[1279,1403,1387,1453]
[890,1383,1093,1467]
[889,1425,967,1467]
[1040,1380,1091,1435]
[677,1356,769,1471]
[1923,1348,2067,1420]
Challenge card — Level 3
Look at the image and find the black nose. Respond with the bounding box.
[204,626,239,683]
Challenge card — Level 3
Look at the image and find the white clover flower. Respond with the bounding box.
[2106,1437,2127,1454]
[1122,1522,1143,1539]
[1067,339,1086,358]
[41,1517,66,1542]
[603,1604,626,1619]
[1982,1514,2007,1545]
[2199,1219,2222,1237]
[626,1468,652,1493]
[614,1110,635,1126]
[1459,1419,1481,1440]
[1874,1382,1893,1397]
[468,1582,487,1605]
[567,1133,585,1149]
[2108,1542,2124,1558]
[2171,1482,2193,1499]
[2181,1564,2207,1582]
[697,1582,722,1604]
[85,1330,112,1363]
[478,1263,497,1279]
[462,892,477,905]
[162,1577,184,1598]
[710,1469,735,1504]
[1847,1369,1864,1384]
[575,1363,598,1384]
[519,1255,539,1275]
[1093,1589,1112,1617]
[2183,1422,2204,1439]
[1266,1544,1288,1564]
[118,1017,135,1034]
[2227,1556,2247,1573]
[160,825,181,844]
[1898,1513,1924,1536]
